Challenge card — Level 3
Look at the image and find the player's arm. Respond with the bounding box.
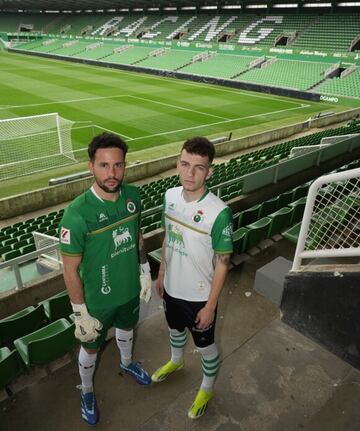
[195,253,231,330]
[62,254,84,304]
[155,235,166,298]
[61,253,103,342]
[139,233,152,303]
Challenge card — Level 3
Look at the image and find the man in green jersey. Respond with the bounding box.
[60,133,152,426]
[152,136,233,419]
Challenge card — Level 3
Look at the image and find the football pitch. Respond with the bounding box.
[0,50,348,198]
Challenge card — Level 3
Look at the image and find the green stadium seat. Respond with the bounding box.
[13,318,77,367]
[292,183,309,201]
[39,290,72,322]
[258,196,279,218]
[20,243,36,255]
[267,206,293,237]
[148,248,162,264]
[278,190,294,208]
[282,222,302,244]
[238,204,261,227]
[0,305,47,346]
[245,217,272,249]
[0,347,24,391]
[232,227,248,254]
[289,197,307,224]
[3,249,22,261]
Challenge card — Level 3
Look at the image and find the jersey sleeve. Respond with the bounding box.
[210,206,233,254]
[59,208,87,256]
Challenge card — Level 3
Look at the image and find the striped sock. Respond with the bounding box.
[198,343,220,393]
[169,328,187,365]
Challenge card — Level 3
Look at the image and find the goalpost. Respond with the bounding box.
[0,112,76,180]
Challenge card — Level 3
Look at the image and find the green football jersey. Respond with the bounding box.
[59,184,141,310]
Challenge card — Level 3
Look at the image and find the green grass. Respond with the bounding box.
[0,50,350,198]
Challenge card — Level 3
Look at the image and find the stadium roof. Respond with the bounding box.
[0,0,352,12]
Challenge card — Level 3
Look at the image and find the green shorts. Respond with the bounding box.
[83,296,140,349]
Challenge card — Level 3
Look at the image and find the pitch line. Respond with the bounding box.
[127,105,310,142]
[0,94,129,111]
[0,93,230,122]
[127,95,230,121]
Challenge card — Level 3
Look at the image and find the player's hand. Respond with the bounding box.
[195,306,215,330]
[71,303,103,342]
[140,262,152,303]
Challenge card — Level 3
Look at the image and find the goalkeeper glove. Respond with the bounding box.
[139,262,152,303]
[71,303,103,343]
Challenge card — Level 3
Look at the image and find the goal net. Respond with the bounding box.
[0,112,76,180]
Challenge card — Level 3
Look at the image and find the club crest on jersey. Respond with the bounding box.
[60,227,71,244]
[126,200,136,213]
[192,210,204,224]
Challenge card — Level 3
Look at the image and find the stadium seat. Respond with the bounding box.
[0,347,24,390]
[278,190,294,209]
[39,290,72,322]
[267,206,293,237]
[13,318,77,367]
[238,204,261,227]
[148,248,162,264]
[289,197,307,224]
[282,222,302,244]
[3,249,22,261]
[232,227,248,254]
[0,305,47,346]
[258,196,279,218]
[245,217,272,249]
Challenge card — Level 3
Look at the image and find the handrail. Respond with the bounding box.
[0,243,62,290]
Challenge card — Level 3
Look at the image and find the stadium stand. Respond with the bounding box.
[315,67,360,98]
[237,59,332,90]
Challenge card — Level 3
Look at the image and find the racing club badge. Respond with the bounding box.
[192,210,204,223]
[127,200,136,213]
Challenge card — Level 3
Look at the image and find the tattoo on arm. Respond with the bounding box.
[138,235,147,264]
[215,253,231,266]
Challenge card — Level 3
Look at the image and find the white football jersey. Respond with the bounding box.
[162,187,233,301]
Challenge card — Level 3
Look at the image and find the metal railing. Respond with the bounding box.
[292,167,360,270]
[0,243,62,290]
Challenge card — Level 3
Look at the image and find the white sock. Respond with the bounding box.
[198,343,220,393]
[169,328,187,365]
[116,328,133,367]
[78,346,97,393]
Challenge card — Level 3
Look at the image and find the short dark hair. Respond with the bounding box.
[182,136,215,164]
[88,133,128,161]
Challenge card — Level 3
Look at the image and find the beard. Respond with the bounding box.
[96,177,121,194]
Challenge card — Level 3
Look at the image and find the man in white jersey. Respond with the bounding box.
[152,136,233,419]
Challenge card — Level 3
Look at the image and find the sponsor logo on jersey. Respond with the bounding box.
[101,265,111,295]
[167,224,187,256]
[127,200,136,213]
[192,210,204,224]
[98,213,108,222]
[168,224,184,245]
[60,227,71,244]
[112,227,132,249]
[222,223,233,237]
[111,226,136,259]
